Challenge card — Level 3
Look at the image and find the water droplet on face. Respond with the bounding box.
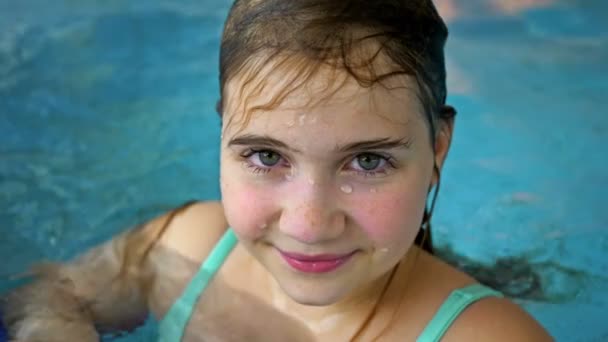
[259,223,268,230]
[286,120,295,127]
[310,116,318,124]
[379,248,389,253]
[340,184,353,194]
[308,178,315,185]
[298,114,307,126]
[285,169,296,181]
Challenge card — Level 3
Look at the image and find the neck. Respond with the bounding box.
[265,251,415,338]
[287,272,392,321]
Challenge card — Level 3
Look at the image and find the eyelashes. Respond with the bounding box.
[238,149,398,178]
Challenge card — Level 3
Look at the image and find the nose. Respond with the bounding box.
[278,178,346,244]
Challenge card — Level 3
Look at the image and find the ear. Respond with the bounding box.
[431,108,456,186]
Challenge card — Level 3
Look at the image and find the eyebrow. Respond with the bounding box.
[227,134,412,153]
[338,137,412,152]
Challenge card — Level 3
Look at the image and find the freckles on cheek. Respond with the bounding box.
[223,184,275,239]
[352,192,423,245]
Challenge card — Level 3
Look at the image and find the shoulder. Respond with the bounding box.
[442,295,554,341]
[155,201,229,263]
[410,250,553,341]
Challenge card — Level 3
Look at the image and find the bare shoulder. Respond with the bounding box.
[156,201,229,263]
[443,295,554,341]
[410,250,553,341]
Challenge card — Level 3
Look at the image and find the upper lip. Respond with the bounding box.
[278,249,357,261]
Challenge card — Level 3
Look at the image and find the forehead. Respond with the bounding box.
[222,57,426,134]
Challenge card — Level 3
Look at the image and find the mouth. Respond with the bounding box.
[277,249,357,274]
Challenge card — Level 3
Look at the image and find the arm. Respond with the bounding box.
[1,202,199,342]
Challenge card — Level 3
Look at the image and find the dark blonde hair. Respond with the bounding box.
[217,0,456,252]
[4,5,456,337]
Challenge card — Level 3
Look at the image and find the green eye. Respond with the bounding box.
[259,150,281,166]
[356,154,381,171]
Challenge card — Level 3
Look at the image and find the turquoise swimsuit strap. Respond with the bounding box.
[416,284,504,342]
[158,228,238,342]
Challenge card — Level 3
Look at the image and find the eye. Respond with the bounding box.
[240,149,287,174]
[257,150,281,167]
[346,152,396,177]
[356,153,382,171]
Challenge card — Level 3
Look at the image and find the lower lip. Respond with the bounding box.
[278,251,356,273]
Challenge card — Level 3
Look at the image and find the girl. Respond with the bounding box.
[2,0,553,341]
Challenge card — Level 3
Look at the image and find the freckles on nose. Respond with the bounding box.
[300,203,321,227]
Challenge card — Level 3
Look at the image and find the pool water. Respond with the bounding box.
[1,0,606,340]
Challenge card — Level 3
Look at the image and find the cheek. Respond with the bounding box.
[351,187,427,246]
[221,179,276,239]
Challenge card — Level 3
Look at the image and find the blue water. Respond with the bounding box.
[1,1,606,341]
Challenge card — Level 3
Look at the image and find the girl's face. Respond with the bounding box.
[220,66,443,306]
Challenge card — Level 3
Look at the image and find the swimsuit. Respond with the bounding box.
[158,229,503,341]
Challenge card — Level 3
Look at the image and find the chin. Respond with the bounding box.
[275,273,357,307]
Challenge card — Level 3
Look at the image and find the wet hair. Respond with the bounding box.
[217,0,457,253]
[5,5,456,337]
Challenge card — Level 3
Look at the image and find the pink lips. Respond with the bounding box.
[278,250,356,273]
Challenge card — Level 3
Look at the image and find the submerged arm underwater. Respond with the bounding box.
[0,220,166,341]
